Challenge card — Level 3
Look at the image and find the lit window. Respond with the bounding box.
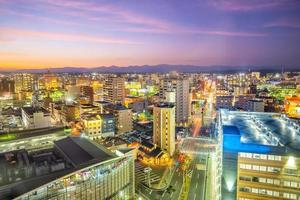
[252,188,258,193]
[273,180,280,185]
[268,155,275,160]
[267,179,274,184]
[259,178,266,183]
[259,166,267,171]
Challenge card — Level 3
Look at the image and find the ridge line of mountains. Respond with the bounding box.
[1,64,298,73]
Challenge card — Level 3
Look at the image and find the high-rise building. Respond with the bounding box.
[0,77,14,95]
[237,152,300,200]
[175,78,190,125]
[219,110,300,200]
[81,85,94,104]
[14,73,34,93]
[160,78,190,125]
[39,71,59,90]
[103,76,125,104]
[153,103,175,156]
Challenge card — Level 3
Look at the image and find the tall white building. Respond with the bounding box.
[103,76,125,104]
[160,78,190,125]
[153,103,175,156]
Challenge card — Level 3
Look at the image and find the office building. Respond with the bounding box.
[39,71,59,90]
[0,77,15,95]
[105,104,133,134]
[237,152,300,200]
[235,95,255,110]
[247,99,265,112]
[103,76,125,104]
[0,137,135,200]
[82,113,115,139]
[62,104,81,123]
[216,95,234,110]
[14,73,34,93]
[153,103,175,156]
[80,85,94,104]
[219,110,300,200]
[21,107,51,128]
[160,78,190,125]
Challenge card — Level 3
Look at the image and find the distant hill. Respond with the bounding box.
[1,64,298,73]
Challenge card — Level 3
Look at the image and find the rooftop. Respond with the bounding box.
[54,137,116,167]
[220,110,300,156]
[22,107,50,116]
[0,136,117,199]
[155,103,174,108]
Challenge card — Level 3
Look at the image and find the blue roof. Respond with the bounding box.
[223,125,240,136]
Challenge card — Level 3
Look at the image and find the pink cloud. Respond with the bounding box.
[0,28,138,44]
[39,0,170,29]
[265,18,300,28]
[209,0,295,11]
[123,26,267,37]
[0,7,78,25]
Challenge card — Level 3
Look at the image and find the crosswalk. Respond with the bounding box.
[135,162,161,185]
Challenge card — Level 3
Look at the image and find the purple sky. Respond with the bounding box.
[0,0,300,69]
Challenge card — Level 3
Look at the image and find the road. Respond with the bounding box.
[187,154,208,200]
[138,89,216,200]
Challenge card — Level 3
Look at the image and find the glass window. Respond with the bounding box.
[266,190,273,196]
[261,154,267,160]
[273,191,279,197]
[290,194,297,200]
[253,154,260,159]
[291,182,297,188]
[267,179,273,184]
[259,178,266,183]
[284,181,291,187]
[268,155,275,160]
[259,189,266,195]
[274,156,281,161]
[274,180,280,185]
[260,166,267,171]
[252,188,258,193]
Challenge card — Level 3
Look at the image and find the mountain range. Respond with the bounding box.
[1,64,298,73]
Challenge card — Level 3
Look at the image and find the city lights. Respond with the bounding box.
[0,0,300,199]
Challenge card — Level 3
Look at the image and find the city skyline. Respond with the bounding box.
[1,0,300,70]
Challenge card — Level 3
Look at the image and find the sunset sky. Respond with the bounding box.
[0,0,300,70]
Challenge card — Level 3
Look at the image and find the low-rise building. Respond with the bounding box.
[216,95,234,110]
[105,105,133,134]
[247,99,264,112]
[21,107,51,128]
[284,96,300,118]
[62,104,80,123]
[82,113,115,139]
